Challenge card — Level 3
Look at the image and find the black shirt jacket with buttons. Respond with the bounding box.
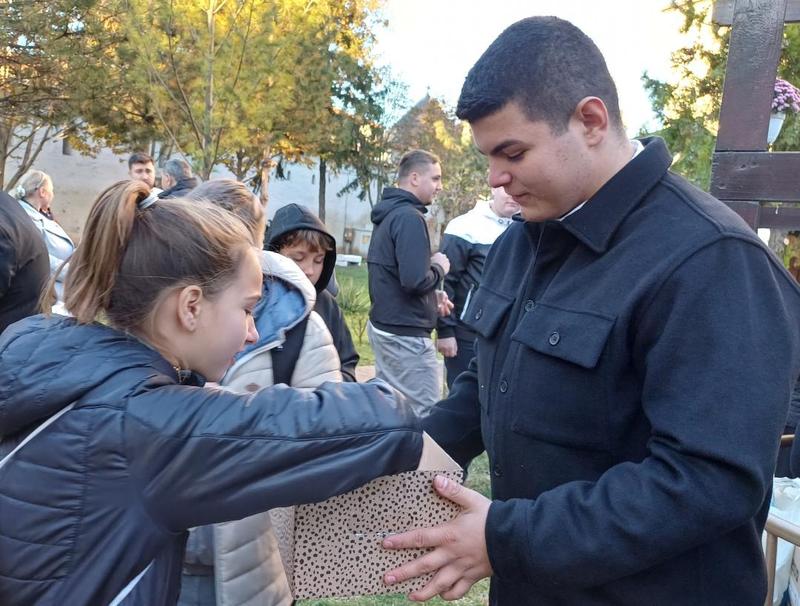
[423,137,800,605]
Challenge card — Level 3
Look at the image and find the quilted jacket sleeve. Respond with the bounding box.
[124,380,422,531]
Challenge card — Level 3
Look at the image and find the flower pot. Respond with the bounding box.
[768,111,786,145]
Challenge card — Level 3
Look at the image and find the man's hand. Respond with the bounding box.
[382,475,493,602]
[435,290,454,317]
[437,337,458,358]
[431,252,451,275]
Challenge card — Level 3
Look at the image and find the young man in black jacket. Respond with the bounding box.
[367,150,452,416]
[267,203,359,382]
[379,17,800,606]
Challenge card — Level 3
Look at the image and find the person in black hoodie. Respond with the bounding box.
[267,203,359,382]
[366,150,452,417]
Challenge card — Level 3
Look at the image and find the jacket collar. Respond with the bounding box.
[474,199,514,227]
[18,198,42,220]
[556,137,672,254]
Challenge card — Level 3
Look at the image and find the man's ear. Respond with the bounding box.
[574,96,610,146]
[176,285,204,332]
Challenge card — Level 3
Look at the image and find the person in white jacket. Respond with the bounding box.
[181,179,343,606]
[13,170,74,303]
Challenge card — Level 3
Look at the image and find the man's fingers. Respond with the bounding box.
[383,548,449,586]
[439,578,476,601]
[433,475,483,509]
[383,524,451,551]
[408,566,461,602]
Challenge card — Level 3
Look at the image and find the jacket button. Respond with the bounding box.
[548,331,560,346]
[525,299,535,312]
[493,463,503,477]
[474,308,483,320]
[499,380,508,393]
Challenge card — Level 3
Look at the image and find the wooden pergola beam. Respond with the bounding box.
[711,152,800,201]
[709,0,800,230]
[714,0,786,151]
[713,0,800,25]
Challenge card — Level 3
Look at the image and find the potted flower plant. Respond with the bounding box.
[769,78,800,144]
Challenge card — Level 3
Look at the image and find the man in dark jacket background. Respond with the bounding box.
[158,158,199,199]
[379,17,800,606]
[367,150,451,416]
[0,190,49,335]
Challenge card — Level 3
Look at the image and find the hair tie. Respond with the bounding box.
[138,192,159,210]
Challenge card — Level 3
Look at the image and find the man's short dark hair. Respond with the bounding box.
[163,158,193,181]
[128,152,154,169]
[397,150,440,181]
[456,17,622,134]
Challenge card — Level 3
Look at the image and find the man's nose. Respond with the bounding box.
[488,164,511,188]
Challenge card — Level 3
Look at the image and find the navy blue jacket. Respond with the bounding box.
[0,316,421,605]
[367,187,444,337]
[424,138,800,605]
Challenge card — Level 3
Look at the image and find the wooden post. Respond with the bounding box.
[711,0,800,230]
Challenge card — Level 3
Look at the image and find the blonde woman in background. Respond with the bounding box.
[13,170,75,303]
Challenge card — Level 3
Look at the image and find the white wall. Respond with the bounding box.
[7,139,378,256]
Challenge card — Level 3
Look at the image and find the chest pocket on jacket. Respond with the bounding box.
[511,303,614,369]
[509,303,615,451]
[462,287,514,339]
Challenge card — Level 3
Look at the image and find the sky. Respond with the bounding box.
[374,0,688,136]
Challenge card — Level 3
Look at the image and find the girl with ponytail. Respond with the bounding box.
[0,181,422,605]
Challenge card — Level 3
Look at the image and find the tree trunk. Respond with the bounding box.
[201,1,216,181]
[769,228,790,260]
[0,120,11,189]
[259,147,272,210]
[4,125,55,192]
[233,150,249,181]
[318,158,327,222]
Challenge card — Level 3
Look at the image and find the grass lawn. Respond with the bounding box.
[337,265,374,365]
[335,264,447,369]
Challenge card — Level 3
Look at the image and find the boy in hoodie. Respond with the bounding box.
[267,203,359,382]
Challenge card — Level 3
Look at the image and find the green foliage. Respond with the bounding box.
[337,276,370,346]
[641,0,800,189]
[390,96,488,227]
[1,0,393,199]
[0,0,144,189]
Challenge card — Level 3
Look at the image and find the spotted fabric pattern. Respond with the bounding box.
[270,470,464,599]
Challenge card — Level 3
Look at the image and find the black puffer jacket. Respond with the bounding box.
[367,188,443,337]
[0,315,421,605]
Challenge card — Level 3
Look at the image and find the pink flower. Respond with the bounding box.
[773,78,800,113]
